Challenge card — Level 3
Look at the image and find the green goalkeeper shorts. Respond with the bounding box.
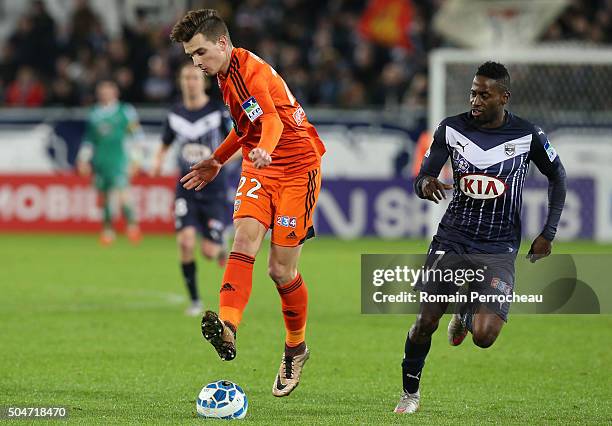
[94,172,129,192]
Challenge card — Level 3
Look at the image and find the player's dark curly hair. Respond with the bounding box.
[170,9,230,43]
[476,61,511,92]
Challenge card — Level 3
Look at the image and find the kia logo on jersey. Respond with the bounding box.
[459,174,507,199]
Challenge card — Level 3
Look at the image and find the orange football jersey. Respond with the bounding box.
[217,48,326,176]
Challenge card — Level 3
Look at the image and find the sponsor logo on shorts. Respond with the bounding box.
[208,218,224,231]
[286,231,297,239]
[276,215,297,228]
[490,277,512,295]
[241,96,263,122]
[234,199,241,212]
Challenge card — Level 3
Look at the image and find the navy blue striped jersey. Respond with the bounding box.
[417,111,563,253]
[162,100,233,199]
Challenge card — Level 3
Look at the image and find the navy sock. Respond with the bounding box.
[464,311,474,333]
[181,261,198,302]
[401,334,431,394]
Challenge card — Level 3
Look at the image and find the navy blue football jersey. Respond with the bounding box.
[162,100,233,199]
[417,111,563,252]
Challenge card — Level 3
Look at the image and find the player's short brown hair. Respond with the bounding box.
[170,9,230,43]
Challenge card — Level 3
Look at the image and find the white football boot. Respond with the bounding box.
[394,390,420,414]
[184,300,203,317]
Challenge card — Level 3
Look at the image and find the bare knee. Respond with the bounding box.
[201,241,221,261]
[200,249,214,261]
[471,308,504,348]
[268,261,296,285]
[472,330,498,348]
[231,220,265,256]
[177,233,196,261]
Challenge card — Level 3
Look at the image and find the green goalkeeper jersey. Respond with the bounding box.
[83,102,141,176]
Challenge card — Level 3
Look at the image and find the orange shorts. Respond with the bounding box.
[233,167,321,247]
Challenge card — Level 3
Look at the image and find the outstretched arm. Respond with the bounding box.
[213,128,242,164]
[181,129,240,191]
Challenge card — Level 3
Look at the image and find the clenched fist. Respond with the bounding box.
[248,148,272,169]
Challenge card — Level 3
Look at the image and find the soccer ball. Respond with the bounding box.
[196,380,248,419]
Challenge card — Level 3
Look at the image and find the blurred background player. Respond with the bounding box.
[173,9,326,397]
[394,62,567,414]
[151,62,235,316]
[77,79,144,245]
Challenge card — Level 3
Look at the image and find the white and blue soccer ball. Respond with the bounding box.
[196,380,248,420]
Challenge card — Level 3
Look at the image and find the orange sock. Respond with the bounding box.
[276,273,308,347]
[219,252,255,329]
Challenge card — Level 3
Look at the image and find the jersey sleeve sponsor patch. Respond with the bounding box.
[543,140,557,162]
[241,96,263,122]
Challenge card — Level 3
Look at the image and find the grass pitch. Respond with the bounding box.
[1,235,611,424]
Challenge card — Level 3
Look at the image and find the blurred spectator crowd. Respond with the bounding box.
[1,0,611,109]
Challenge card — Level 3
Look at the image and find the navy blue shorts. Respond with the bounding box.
[414,236,517,321]
[174,195,227,245]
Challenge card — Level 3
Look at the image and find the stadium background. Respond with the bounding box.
[1,0,611,424]
[1,0,611,240]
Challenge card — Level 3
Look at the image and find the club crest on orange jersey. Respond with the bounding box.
[293,106,305,126]
[241,96,263,122]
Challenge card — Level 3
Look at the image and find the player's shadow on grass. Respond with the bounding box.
[536,278,600,314]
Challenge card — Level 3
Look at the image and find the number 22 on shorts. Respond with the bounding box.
[236,176,262,199]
